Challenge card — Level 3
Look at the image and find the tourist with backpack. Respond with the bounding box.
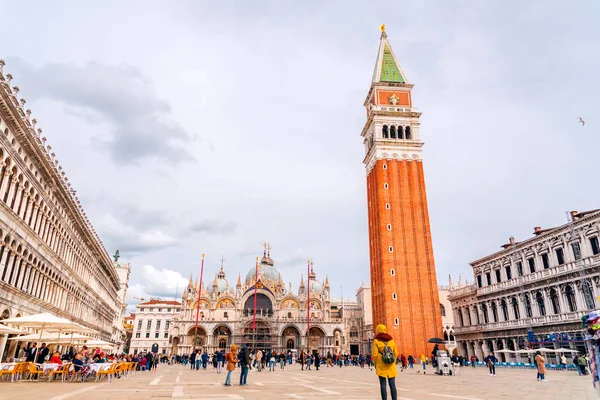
[372,324,398,400]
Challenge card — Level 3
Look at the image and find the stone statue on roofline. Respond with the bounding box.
[114,249,120,262]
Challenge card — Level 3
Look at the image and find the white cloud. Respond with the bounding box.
[126,264,189,311]
[2,1,599,301]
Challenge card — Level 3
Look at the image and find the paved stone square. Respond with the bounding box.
[0,364,596,400]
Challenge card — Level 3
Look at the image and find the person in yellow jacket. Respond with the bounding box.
[372,324,398,400]
[419,354,427,374]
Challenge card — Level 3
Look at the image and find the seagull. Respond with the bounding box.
[578,117,585,126]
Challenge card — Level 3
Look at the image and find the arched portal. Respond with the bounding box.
[307,327,325,353]
[213,325,231,349]
[186,326,207,350]
[282,325,300,351]
[243,321,272,351]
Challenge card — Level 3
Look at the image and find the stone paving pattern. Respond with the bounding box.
[0,364,596,400]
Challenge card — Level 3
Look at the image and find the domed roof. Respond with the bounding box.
[214,266,233,293]
[310,280,323,293]
[215,278,234,293]
[245,259,281,285]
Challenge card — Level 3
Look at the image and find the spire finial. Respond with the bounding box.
[267,242,272,257]
[380,24,387,38]
[263,241,267,257]
[220,255,225,270]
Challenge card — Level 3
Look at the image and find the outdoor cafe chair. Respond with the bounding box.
[95,363,118,382]
[115,362,128,378]
[129,362,138,376]
[48,363,72,382]
[0,362,28,382]
[26,363,44,381]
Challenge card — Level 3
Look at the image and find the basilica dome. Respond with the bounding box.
[310,280,323,293]
[245,256,281,285]
[214,267,234,293]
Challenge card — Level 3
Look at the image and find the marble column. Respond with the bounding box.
[0,334,7,362]
[556,286,567,314]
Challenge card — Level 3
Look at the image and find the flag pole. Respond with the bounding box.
[252,256,259,351]
[307,259,311,352]
[195,254,205,346]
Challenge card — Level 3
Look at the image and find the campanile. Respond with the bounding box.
[361,26,442,356]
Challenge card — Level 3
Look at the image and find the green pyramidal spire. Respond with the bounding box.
[372,29,408,84]
[380,44,404,83]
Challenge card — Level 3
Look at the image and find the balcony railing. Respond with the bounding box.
[448,284,477,299]
[476,256,600,296]
[454,310,587,334]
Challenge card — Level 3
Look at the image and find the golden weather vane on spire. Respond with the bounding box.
[380,24,386,33]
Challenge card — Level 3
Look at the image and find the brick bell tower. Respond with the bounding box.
[361,25,442,357]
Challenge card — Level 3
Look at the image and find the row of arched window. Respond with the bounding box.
[456,283,594,327]
[0,120,117,333]
[0,227,113,334]
[382,125,412,140]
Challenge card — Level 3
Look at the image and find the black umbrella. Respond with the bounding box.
[428,338,445,344]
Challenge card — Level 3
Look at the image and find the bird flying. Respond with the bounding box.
[578,117,585,126]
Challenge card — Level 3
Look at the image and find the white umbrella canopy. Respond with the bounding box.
[554,348,579,353]
[494,349,514,353]
[2,313,98,362]
[535,347,557,352]
[9,332,93,344]
[516,349,536,354]
[0,324,26,335]
[1,313,97,334]
[85,339,114,347]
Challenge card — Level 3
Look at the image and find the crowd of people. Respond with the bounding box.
[15,342,159,381]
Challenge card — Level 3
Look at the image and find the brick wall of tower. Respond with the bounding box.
[366,158,442,358]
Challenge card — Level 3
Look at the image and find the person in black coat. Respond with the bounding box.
[37,342,49,363]
[26,343,37,362]
[314,350,321,371]
[238,345,250,386]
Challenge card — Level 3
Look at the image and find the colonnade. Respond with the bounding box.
[454,279,596,329]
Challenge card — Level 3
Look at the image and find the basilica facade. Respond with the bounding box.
[169,250,348,355]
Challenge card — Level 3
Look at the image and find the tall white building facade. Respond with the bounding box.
[129,300,182,355]
[449,210,600,361]
[0,60,129,360]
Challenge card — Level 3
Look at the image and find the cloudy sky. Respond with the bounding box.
[1,1,598,309]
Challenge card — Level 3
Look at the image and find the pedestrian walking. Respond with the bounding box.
[560,354,567,370]
[238,345,250,386]
[407,354,414,369]
[577,354,588,375]
[256,349,263,372]
[190,351,195,370]
[315,350,321,371]
[300,349,307,371]
[484,353,497,376]
[216,350,224,373]
[372,324,398,400]
[534,351,547,382]
[223,344,238,386]
[280,352,285,370]
[418,354,427,374]
[195,350,202,370]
